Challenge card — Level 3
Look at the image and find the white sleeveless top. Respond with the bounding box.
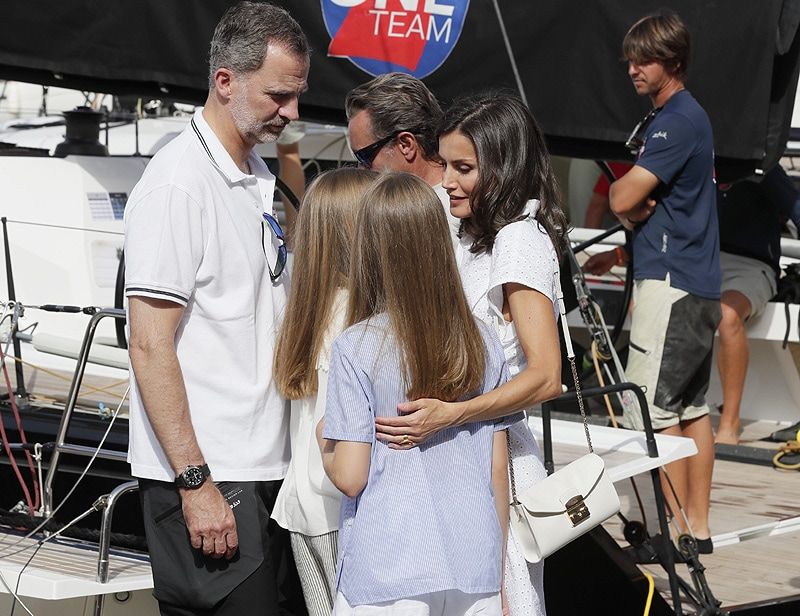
[456,199,559,377]
[272,289,348,536]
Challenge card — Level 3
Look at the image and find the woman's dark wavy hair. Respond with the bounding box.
[439,92,568,257]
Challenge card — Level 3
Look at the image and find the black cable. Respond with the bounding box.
[8,542,42,616]
[571,223,624,254]
[113,251,128,349]
[595,159,617,185]
[275,177,300,212]
[578,161,634,348]
[0,511,147,551]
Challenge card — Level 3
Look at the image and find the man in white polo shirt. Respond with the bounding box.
[123,3,309,614]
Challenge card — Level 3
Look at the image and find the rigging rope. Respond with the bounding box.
[0,305,38,513]
[490,0,529,107]
[0,385,128,560]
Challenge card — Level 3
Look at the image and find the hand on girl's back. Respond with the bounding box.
[374,398,453,448]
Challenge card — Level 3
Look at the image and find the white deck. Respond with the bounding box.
[1,417,792,609]
[0,535,152,600]
[527,416,698,482]
[0,418,696,602]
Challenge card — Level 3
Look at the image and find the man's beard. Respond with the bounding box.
[230,86,286,144]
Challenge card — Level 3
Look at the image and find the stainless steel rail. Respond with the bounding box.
[93,480,140,616]
[41,308,127,516]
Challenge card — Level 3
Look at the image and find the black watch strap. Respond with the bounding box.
[175,463,211,489]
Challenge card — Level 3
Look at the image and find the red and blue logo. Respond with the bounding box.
[322,1,470,79]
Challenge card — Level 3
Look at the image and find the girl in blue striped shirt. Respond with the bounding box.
[317,172,518,615]
[377,94,569,616]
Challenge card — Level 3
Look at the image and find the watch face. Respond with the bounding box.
[183,466,205,488]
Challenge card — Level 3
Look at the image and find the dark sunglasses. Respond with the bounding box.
[625,107,662,154]
[261,212,287,281]
[352,128,418,168]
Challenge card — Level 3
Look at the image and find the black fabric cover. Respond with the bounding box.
[1,1,798,175]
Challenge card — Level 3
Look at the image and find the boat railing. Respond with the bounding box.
[541,382,686,614]
[542,380,731,615]
[42,307,129,517]
[36,307,144,615]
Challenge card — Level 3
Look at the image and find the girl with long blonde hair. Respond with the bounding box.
[272,167,377,616]
[318,172,517,616]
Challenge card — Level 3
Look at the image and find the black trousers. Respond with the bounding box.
[139,479,304,616]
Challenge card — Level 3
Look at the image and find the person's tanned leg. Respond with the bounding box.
[657,417,714,540]
[682,414,715,539]
[716,290,752,444]
[656,424,690,535]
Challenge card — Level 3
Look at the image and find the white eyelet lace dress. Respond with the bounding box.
[455,199,559,616]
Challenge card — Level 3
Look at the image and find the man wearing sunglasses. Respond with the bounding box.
[608,11,721,555]
[345,73,459,237]
[123,3,308,614]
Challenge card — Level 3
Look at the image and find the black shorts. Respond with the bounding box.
[139,479,282,615]
[624,277,721,430]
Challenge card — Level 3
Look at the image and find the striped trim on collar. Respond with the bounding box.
[191,117,218,167]
[189,111,253,183]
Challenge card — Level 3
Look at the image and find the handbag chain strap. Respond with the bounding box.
[569,355,593,453]
[507,428,519,505]
[556,259,593,454]
[507,259,593,506]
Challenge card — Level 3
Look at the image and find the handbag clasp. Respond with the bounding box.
[565,495,590,526]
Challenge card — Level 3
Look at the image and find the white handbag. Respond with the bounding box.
[507,268,620,563]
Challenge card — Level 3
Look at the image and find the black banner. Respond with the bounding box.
[0,1,798,174]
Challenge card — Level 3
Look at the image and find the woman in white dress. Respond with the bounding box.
[272,168,377,616]
[375,94,568,616]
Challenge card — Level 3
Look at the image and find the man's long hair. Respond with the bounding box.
[623,11,691,78]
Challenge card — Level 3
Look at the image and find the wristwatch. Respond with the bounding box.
[175,464,211,489]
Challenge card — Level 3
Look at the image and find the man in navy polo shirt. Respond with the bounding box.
[610,11,721,554]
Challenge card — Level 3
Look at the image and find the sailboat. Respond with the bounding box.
[1,2,799,615]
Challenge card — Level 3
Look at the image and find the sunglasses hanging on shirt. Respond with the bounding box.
[625,107,662,155]
[261,212,287,281]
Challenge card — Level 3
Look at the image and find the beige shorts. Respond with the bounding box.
[624,276,721,431]
[720,251,777,319]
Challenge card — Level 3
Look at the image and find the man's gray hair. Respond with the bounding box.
[208,1,310,89]
[345,73,442,161]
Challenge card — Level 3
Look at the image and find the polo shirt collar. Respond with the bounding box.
[191,108,260,184]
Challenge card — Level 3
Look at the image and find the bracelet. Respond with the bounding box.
[614,246,627,266]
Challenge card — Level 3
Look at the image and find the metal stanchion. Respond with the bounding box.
[545,381,683,615]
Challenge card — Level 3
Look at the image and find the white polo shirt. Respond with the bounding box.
[124,108,290,482]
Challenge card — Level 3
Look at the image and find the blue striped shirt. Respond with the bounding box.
[323,314,522,605]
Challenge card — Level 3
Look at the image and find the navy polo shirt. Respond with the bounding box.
[718,165,800,276]
[632,90,721,300]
